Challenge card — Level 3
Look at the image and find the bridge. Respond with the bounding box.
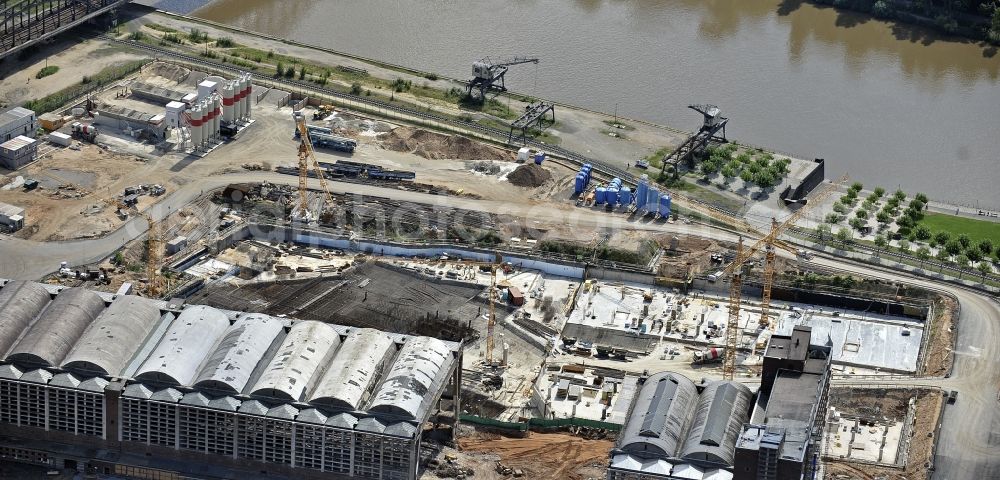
[1,0,131,60]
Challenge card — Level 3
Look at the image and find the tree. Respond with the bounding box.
[872,0,893,18]
[914,193,929,204]
[849,217,866,231]
[934,231,951,245]
[873,187,886,197]
[898,239,910,254]
[916,246,931,268]
[825,213,843,224]
[855,209,869,220]
[275,61,284,78]
[874,234,888,253]
[721,166,737,182]
[833,202,849,214]
[979,262,995,283]
[816,224,832,242]
[893,189,907,202]
[835,228,853,245]
[958,234,972,249]
[740,170,754,185]
[955,255,970,277]
[966,248,983,263]
[990,6,1000,43]
[915,225,932,241]
[876,211,892,227]
[701,161,718,176]
[908,199,925,211]
[944,240,963,256]
[936,249,951,267]
[977,239,994,256]
[850,181,864,192]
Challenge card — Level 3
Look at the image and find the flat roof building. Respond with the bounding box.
[0,202,25,232]
[0,279,463,480]
[733,326,831,480]
[0,134,37,170]
[0,107,37,143]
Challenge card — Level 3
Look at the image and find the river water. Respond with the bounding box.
[174,0,998,207]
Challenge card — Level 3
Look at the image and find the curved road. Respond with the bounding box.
[0,171,996,478]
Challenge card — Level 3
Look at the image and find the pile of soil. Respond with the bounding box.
[507,163,552,188]
[142,62,190,83]
[381,127,511,161]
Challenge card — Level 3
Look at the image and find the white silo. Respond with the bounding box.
[211,93,221,140]
[199,99,210,148]
[222,80,235,124]
[243,73,253,120]
[189,102,203,150]
[236,75,247,120]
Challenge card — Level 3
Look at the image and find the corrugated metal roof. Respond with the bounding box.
[151,387,183,402]
[7,287,106,367]
[266,404,298,420]
[0,202,24,218]
[0,107,34,128]
[194,314,283,394]
[208,396,241,412]
[308,328,394,410]
[369,336,452,420]
[297,408,328,425]
[249,321,340,402]
[78,376,108,393]
[384,422,417,438]
[618,372,698,458]
[135,305,230,386]
[679,381,752,467]
[123,383,153,399]
[327,412,358,429]
[180,392,211,407]
[356,417,385,434]
[62,296,162,376]
[238,399,269,416]
[0,364,22,379]
[0,135,36,151]
[49,372,81,389]
[20,368,53,384]
[0,280,52,357]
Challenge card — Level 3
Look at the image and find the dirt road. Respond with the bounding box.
[460,433,611,480]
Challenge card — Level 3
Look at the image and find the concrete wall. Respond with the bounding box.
[780,158,826,204]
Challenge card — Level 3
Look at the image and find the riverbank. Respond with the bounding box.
[805,0,1000,46]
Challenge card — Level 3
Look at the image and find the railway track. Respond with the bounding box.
[103,36,743,220]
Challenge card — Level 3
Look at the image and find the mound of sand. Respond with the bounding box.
[507,163,552,188]
[381,127,512,161]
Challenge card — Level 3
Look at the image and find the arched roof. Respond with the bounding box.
[249,320,340,402]
[0,281,52,356]
[619,372,699,458]
[135,305,231,386]
[194,313,283,394]
[308,328,395,411]
[680,381,753,467]
[7,287,105,367]
[369,336,451,420]
[62,296,162,376]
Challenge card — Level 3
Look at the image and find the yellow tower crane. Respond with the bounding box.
[408,253,506,365]
[719,175,846,380]
[292,112,336,221]
[103,198,164,297]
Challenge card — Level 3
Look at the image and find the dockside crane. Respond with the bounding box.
[291,112,336,222]
[466,56,539,101]
[719,176,845,380]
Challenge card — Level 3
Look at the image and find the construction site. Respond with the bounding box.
[0,8,982,479]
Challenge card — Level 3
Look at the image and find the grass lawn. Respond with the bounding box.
[919,212,1000,243]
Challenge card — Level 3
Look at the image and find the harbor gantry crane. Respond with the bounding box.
[718,176,845,380]
[466,56,539,101]
[292,112,336,222]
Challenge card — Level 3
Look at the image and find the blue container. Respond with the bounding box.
[574,174,586,194]
[534,152,546,165]
[659,194,672,217]
[647,188,659,212]
[619,187,632,205]
[583,163,592,172]
[606,188,619,206]
[635,181,647,209]
[595,187,607,205]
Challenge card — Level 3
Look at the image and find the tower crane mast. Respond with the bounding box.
[292,112,336,222]
[719,176,846,380]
